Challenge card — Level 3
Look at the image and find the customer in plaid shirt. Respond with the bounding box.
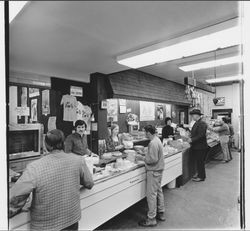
[9,129,94,231]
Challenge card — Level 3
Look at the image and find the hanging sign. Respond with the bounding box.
[70,86,83,97]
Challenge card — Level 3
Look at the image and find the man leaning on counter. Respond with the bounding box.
[64,120,97,156]
[9,129,94,231]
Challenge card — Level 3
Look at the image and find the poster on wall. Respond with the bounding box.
[140,101,155,121]
[21,87,27,107]
[29,88,40,98]
[156,104,164,120]
[120,105,126,114]
[165,104,171,117]
[9,86,18,124]
[42,90,50,115]
[31,98,38,122]
[48,116,57,131]
[107,99,118,122]
[119,99,126,106]
[76,102,92,134]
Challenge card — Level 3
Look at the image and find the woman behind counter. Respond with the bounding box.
[106,124,124,152]
[162,117,174,140]
[208,117,231,163]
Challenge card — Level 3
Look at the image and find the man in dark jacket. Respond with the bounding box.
[188,109,208,182]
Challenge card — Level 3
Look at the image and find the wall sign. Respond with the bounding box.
[213,97,225,106]
[70,86,83,97]
[140,101,155,121]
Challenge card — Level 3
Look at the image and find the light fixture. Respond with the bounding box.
[117,19,240,69]
[179,55,242,72]
[9,1,28,23]
[206,75,243,84]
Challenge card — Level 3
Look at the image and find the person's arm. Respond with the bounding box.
[191,122,207,144]
[162,127,167,139]
[145,142,159,165]
[64,136,73,153]
[105,137,115,152]
[211,125,227,133]
[9,165,37,218]
[80,158,94,189]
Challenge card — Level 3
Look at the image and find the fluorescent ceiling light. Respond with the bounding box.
[117,20,240,69]
[9,1,28,23]
[179,56,242,72]
[206,75,243,84]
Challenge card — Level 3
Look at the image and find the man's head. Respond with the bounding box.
[75,120,87,136]
[165,117,172,126]
[45,129,65,152]
[144,125,156,140]
[221,117,227,124]
[189,109,203,121]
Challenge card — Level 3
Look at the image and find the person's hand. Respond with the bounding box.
[115,145,124,150]
[135,154,144,161]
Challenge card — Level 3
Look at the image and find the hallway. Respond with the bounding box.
[97,151,241,230]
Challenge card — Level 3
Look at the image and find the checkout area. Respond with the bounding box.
[8,118,221,230]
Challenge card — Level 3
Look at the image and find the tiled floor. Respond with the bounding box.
[97,151,241,230]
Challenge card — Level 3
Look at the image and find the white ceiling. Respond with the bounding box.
[10,1,239,84]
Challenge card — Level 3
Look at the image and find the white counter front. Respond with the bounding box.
[10,151,183,231]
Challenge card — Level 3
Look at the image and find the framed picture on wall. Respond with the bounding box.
[101,100,107,109]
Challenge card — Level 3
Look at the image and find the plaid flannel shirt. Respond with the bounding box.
[9,150,94,231]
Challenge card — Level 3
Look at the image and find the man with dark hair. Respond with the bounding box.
[136,125,165,227]
[162,117,174,140]
[64,120,95,156]
[9,129,94,231]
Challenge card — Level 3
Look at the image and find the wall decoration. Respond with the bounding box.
[213,97,225,106]
[156,104,164,120]
[48,116,57,131]
[172,111,176,118]
[119,99,126,106]
[107,99,118,122]
[21,87,27,107]
[29,88,40,98]
[60,94,77,122]
[165,104,171,117]
[119,105,126,114]
[15,107,30,117]
[140,101,155,121]
[101,100,107,109]
[9,86,18,124]
[31,98,38,122]
[42,90,50,115]
[70,86,83,97]
[76,102,92,134]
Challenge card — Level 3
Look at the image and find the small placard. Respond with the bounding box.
[15,107,30,116]
[70,86,83,97]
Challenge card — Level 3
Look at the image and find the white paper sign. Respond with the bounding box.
[48,116,57,131]
[140,101,155,121]
[15,107,30,116]
[70,86,83,97]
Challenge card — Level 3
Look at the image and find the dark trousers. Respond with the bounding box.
[61,222,79,231]
[192,149,207,180]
